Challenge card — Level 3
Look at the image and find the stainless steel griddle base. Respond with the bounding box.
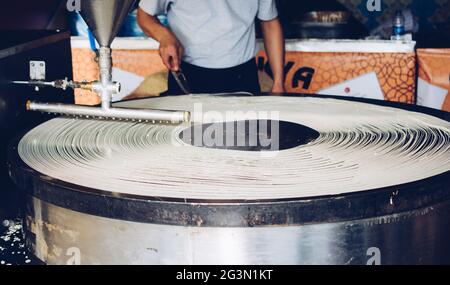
[8,94,450,265]
[23,196,450,265]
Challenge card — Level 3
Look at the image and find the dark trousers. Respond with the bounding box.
[166,58,261,95]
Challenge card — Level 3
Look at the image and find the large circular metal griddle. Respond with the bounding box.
[8,94,450,265]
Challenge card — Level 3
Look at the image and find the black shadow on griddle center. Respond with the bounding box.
[179,120,320,151]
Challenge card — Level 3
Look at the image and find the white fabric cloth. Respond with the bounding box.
[139,0,278,68]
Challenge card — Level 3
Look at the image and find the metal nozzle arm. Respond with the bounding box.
[27,101,190,124]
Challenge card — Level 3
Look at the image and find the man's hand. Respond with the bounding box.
[137,8,184,71]
[159,33,184,72]
[271,82,286,94]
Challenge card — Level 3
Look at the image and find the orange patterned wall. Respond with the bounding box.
[72,48,98,105]
[71,48,167,105]
[113,50,167,77]
[257,51,416,103]
[72,47,416,104]
[418,49,450,111]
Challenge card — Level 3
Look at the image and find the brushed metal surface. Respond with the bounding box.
[79,0,136,47]
[25,197,450,265]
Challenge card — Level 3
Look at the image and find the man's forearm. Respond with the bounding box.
[137,8,173,42]
[261,18,285,92]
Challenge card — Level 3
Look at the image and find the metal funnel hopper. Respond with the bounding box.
[79,0,136,47]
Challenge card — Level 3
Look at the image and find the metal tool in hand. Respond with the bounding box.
[171,68,191,94]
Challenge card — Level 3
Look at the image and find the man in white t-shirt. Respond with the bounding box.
[137,0,285,95]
